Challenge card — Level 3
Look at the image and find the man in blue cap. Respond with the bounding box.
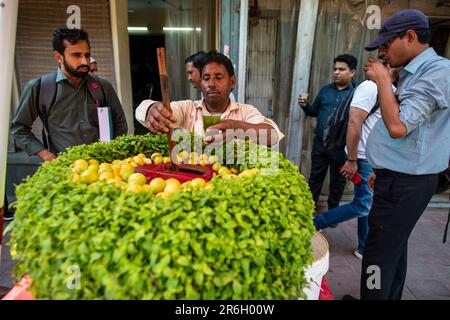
[352,9,450,300]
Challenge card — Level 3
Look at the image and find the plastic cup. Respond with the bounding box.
[299,93,309,104]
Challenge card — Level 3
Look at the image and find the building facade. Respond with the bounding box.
[3,0,450,203]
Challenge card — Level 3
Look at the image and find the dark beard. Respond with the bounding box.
[63,59,89,78]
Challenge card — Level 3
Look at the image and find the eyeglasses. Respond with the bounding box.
[378,32,406,51]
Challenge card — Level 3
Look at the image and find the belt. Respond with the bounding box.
[373,169,435,178]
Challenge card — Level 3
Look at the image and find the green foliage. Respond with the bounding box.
[8,134,315,299]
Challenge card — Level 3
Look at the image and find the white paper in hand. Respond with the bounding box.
[97,107,113,142]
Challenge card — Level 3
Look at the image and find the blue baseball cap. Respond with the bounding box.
[365,9,429,51]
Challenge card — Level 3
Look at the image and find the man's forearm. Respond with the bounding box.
[10,124,46,156]
[377,78,407,138]
[302,103,319,117]
[346,120,361,161]
[135,100,154,127]
[228,121,277,146]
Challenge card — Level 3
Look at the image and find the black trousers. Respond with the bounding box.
[308,135,347,210]
[360,170,438,300]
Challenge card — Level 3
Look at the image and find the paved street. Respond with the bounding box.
[1,202,449,300]
[320,206,450,300]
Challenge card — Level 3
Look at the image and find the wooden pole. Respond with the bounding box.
[156,47,176,164]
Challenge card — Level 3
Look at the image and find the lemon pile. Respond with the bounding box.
[71,152,260,198]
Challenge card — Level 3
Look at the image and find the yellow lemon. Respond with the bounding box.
[164,183,180,194]
[238,169,256,179]
[113,176,123,186]
[98,163,113,174]
[73,159,89,174]
[188,158,198,165]
[112,160,121,166]
[190,152,200,162]
[180,181,192,191]
[208,155,218,164]
[72,174,81,182]
[148,178,166,194]
[174,155,183,164]
[190,178,207,190]
[153,156,163,165]
[163,156,172,164]
[218,167,231,176]
[179,150,189,159]
[156,191,170,199]
[150,152,162,161]
[230,168,239,174]
[204,183,214,191]
[199,159,209,166]
[111,164,121,176]
[80,168,99,184]
[126,184,143,194]
[88,159,99,166]
[212,163,222,171]
[222,173,237,181]
[128,173,147,186]
[143,157,152,165]
[87,164,99,172]
[166,178,181,187]
[133,155,144,166]
[99,172,114,182]
[164,178,181,193]
[120,164,135,181]
[141,184,151,193]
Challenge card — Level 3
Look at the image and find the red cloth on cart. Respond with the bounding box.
[319,277,334,300]
[1,275,33,300]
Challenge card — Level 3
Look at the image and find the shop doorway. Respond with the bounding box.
[129,35,165,135]
[128,0,217,134]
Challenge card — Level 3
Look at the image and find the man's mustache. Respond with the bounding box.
[77,65,90,70]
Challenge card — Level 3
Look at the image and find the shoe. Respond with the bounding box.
[329,224,338,228]
[353,249,363,260]
[3,208,14,221]
[342,294,358,300]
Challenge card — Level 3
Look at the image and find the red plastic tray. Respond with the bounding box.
[135,163,214,184]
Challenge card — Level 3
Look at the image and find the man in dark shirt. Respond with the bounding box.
[299,54,357,211]
[11,28,128,162]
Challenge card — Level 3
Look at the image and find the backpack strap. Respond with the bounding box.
[38,72,58,150]
[86,76,105,107]
[367,97,380,117]
[444,208,450,243]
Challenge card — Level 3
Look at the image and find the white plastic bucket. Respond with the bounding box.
[302,232,329,300]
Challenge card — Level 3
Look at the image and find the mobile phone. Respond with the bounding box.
[352,172,363,185]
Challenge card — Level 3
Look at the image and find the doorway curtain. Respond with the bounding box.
[164,0,216,101]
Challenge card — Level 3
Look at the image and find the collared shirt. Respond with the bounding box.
[135,99,284,144]
[366,48,450,174]
[11,69,128,155]
[301,82,355,137]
